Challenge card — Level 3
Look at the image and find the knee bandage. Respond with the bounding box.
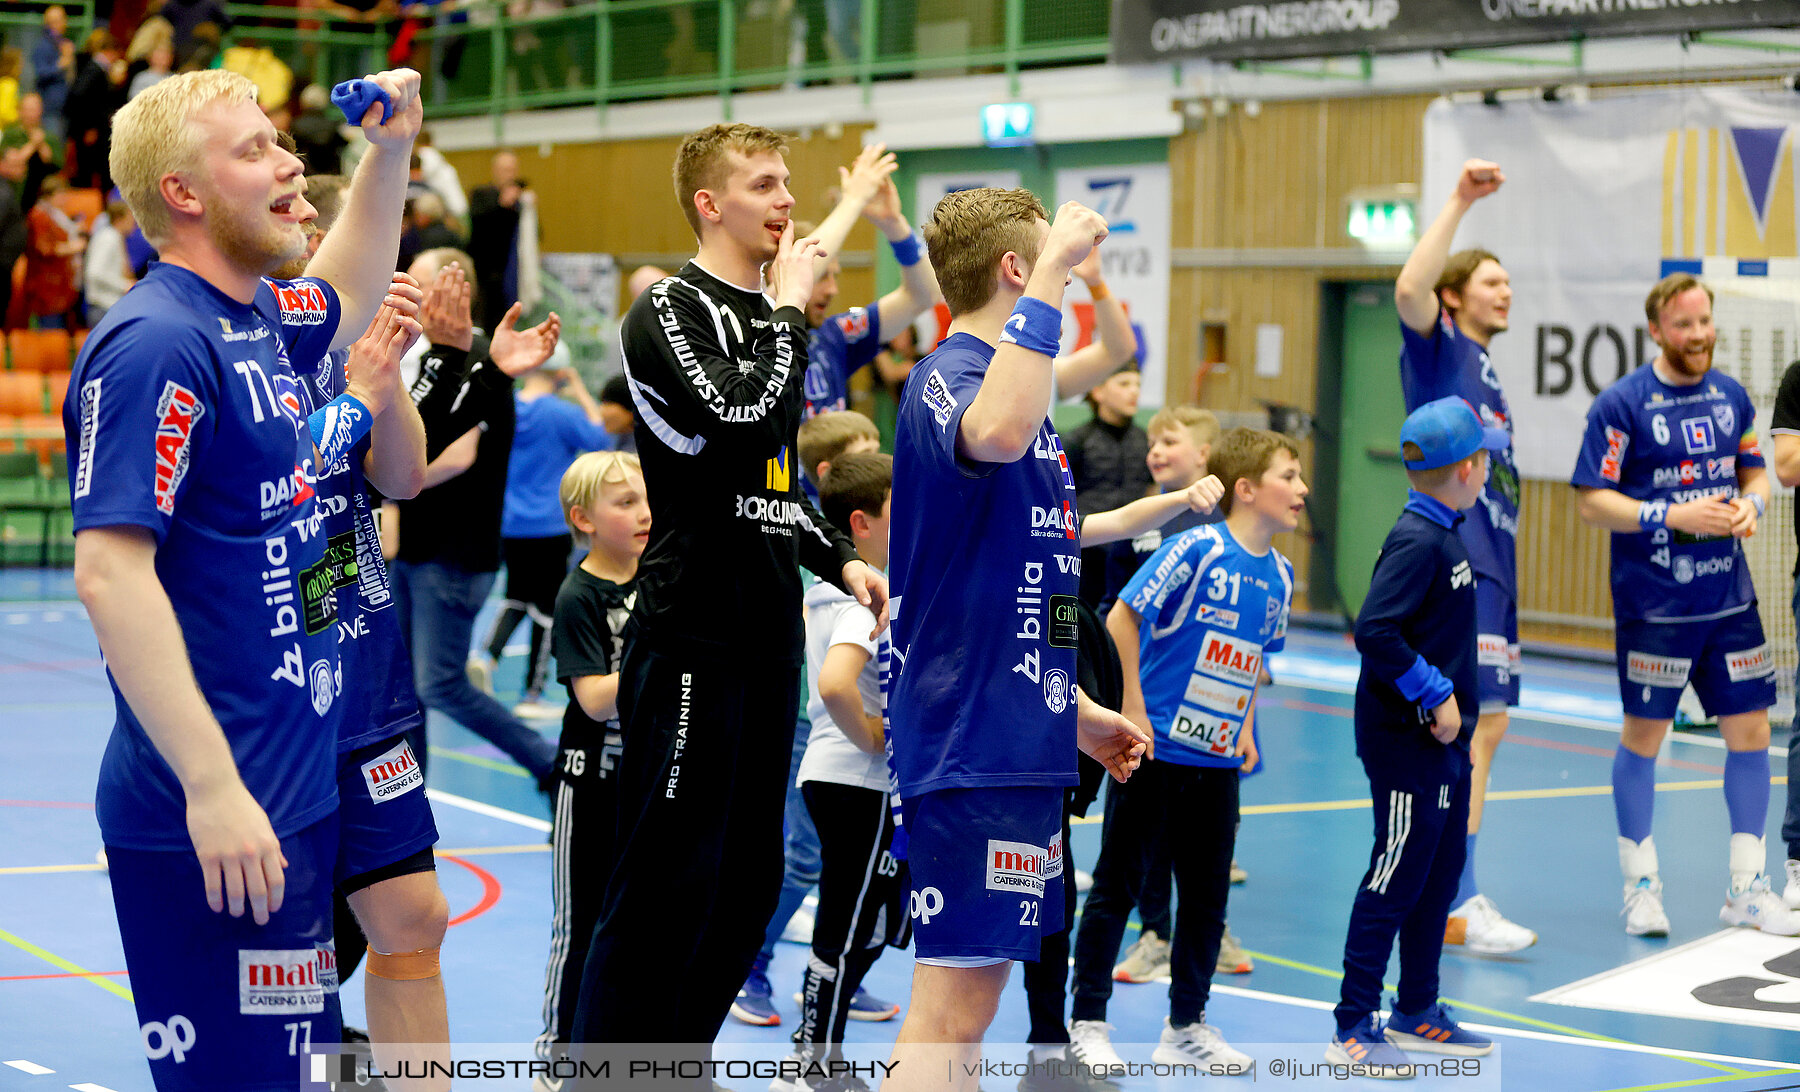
[364,946,441,981]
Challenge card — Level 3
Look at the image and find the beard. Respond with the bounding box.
[205,198,306,278]
[1662,343,1713,378]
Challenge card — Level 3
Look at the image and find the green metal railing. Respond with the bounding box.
[209,0,1110,120]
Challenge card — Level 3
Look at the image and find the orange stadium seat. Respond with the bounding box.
[53,187,104,231]
[46,370,70,415]
[0,371,43,415]
[9,329,73,373]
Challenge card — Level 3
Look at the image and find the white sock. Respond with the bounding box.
[1619,835,1660,883]
[1729,832,1765,896]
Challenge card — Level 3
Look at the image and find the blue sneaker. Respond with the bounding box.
[789,986,900,1021]
[847,986,899,1022]
[729,969,781,1026]
[1384,1003,1494,1057]
[1326,1016,1414,1079]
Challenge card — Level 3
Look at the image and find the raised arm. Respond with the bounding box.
[305,68,424,351]
[958,202,1108,463]
[1079,475,1222,547]
[809,143,897,258]
[1396,159,1503,335]
[863,175,941,331]
[1053,245,1138,401]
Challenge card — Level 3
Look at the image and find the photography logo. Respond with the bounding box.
[309,1050,377,1089]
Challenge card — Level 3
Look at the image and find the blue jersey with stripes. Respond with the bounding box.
[1571,362,1764,623]
[1399,312,1518,602]
[66,264,346,849]
[299,343,424,752]
[802,302,884,419]
[889,332,1081,797]
[1118,523,1292,769]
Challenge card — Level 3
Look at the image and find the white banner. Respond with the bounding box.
[1056,164,1173,409]
[1422,88,1800,480]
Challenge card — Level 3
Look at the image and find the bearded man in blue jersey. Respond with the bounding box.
[67,66,425,1091]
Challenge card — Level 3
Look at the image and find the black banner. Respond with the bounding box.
[1111,0,1800,64]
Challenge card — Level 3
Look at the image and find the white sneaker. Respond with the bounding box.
[466,652,495,695]
[1068,1020,1128,1077]
[1721,875,1800,936]
[1622,877,1670,937]
[513,698,563,720]
[1075,868,1095,893]
[1783,859,1800,911]
[1152,1016,1253,1074]
[780,905,816,945]
[1445,894,1536,954]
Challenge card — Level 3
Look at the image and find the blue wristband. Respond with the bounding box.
[309,394,373,465]
[1638,499,1667,532]
[331,79,393,125]
[889,233,922,267]
[1750,492,1766,518]
[998,297,1063,359]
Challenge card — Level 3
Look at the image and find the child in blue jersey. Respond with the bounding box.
[884,187,1149,1092]
[68,66,427,1091]
[1395,158,1536,956]
[1574,273,1800,938]
[1105,427,1301,1073]
[1328,397,1509,1076]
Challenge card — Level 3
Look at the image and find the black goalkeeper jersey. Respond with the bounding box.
[619,260,857,661]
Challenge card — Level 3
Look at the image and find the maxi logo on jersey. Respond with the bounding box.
[1195,631,1261,688]
[1601,426,1629,483]
[271,281,331,326]
[152,381,205,515]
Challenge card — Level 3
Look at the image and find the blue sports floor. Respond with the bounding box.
[3,567,1799,1090]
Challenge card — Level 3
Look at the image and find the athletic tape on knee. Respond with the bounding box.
[364,945,441,981]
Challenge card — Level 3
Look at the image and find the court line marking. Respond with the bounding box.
[426,746,534,779]
[0,928,131,1002]
[3,1059,55,1075]
[427,789,551,832]
[0,843,550,876]
[1233,950,1799,1074]
[1592,1075,1800,1092]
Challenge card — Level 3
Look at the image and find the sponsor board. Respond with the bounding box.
[1533,930,1800,1033]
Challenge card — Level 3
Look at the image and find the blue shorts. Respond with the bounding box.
[902,786,1065,963]
[335,734,439,889]
[107,814,341,1091]
[1616,609,1777,720]
[1475,582,1520,711]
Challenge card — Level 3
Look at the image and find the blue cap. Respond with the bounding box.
[1401,396,1510,470]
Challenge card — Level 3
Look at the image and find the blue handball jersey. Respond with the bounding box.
[1119,524,1292,769]
[1571,363,1764,623]
[66,264,346,850]
[1400,312,1519,600]
[802,302,884,419]
[889,332,1081,798]
[299,343,424,753]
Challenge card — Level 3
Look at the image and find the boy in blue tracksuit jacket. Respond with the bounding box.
[1328,397,1509,1077]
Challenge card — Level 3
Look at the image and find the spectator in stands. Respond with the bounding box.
[65,29,126,190]
[597,374,636,455]
[415,129,467,227]
[125,3,175,86]
[23,175,82,329]
[398,191,463,273]
[468,150,529,333]
[30,5,71,143]
[161,0,234,68]
[85,200,135,326]
[291,83,350,175]
[128,42,174,101]
[1,95,60,211]
[0,48,22,129]
[0,151,25,330]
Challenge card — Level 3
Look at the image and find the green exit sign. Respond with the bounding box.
[982,103,1034,147]
[1348,198,1416,245]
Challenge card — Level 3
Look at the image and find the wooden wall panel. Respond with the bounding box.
[441,126,881,309]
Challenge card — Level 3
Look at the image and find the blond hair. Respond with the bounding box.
[1210,427,1299,515]
[672,123,789,239]
[922,187,1047,316]
[1644,272,1712,326]
[797,410,880,487]
[560,451,644,537]
[1147,405,1220,455]
[110,69,257,247]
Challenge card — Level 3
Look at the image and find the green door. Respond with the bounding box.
[1331,283,1411,618]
